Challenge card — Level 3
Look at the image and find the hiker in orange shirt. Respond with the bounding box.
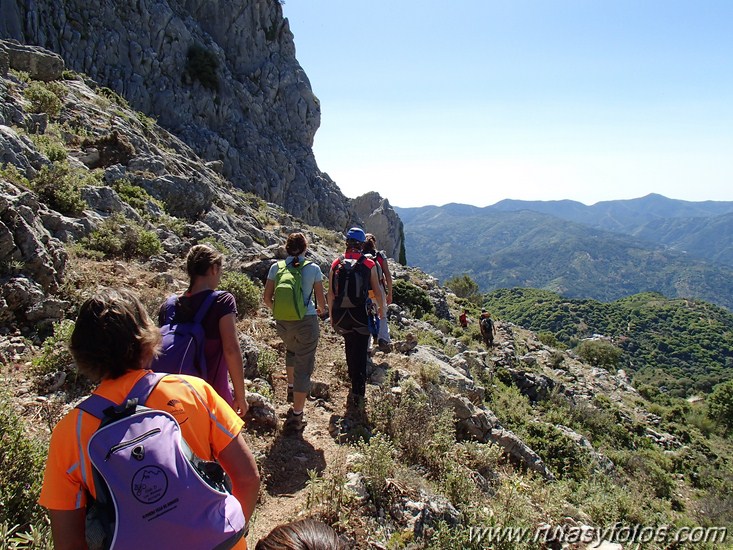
[39,288,260,550]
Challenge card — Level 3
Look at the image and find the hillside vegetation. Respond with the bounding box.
[482,288,733,397]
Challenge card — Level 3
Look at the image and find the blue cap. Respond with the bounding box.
[345,227,366,242]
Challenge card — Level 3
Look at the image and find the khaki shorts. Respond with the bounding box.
[275,315,320,393]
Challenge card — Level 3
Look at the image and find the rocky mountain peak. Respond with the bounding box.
[0,0,403,241]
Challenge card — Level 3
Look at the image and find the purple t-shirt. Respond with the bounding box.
[158,290,238,404]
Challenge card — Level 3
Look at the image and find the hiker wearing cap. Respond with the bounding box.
[327,227,382,414]
[263,232,328,435]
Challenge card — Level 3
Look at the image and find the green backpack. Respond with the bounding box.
[272,259,312,321]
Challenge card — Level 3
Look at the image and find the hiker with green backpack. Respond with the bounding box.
[263,232,328,435]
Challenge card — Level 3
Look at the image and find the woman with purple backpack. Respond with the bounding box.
[156,244,248,417]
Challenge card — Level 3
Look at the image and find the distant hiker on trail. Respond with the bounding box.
[327,227,382,415]
[263,232,328,435]
[39,288,260,550]
[256,518,346,550]
[480,310,497,348]
[153,244,248,417]
[459,309,469,329]
[363,233,392,353]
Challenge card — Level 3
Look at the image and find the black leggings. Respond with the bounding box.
[333,308,370,397]
[344,330,370,397]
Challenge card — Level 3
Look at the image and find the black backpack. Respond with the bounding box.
[481,317,494,332]
[332,255,371,309]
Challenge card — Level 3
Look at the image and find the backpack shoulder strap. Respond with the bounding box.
[160,294,179,325]
[126,371,167,406]
[76,393,117,420]
[193,290,221,324]
[76,371,166,419]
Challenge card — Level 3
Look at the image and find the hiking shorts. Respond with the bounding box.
[275,315,320,393]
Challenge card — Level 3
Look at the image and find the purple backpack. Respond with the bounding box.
[77,372,245,550]
[150,291,220,378]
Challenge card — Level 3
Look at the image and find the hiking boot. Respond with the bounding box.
[377,339,392,353]
[283,409,306,434]
[345,392,366,421]
[286,386,294,403]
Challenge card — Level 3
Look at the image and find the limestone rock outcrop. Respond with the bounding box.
[0,180,68,329]
[2,39,64,81]
[351,191,404,261]
[0,1,396,234]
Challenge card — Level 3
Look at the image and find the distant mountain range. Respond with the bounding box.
[395,194,733,310]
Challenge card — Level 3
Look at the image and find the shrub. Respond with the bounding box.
[23,81,63,117]
[707,380,733,434]
[186,44,219,91]
[98,86,129,108]
[0,521,53,549]
[571,475,653,526]
[614,448,675,500]
[487,380,531,431]
[445,274,481,303]
[110,179,162,214]
[0,163,30,187]
[255,348,278,382]
[392,279,433,318]
[537,331,559,348]
[0,389,48,531]
[417,361,440,387]
[355,433,397,504]
[198,237,230,255]
[688,409,716,438]
[373,384,455,477]
[522,423,591,481]
[30,163,86,215]
[31,319,75,380]
[574,339,622,369]
[304,469,354,526]
[30,133,67,162]
[219,272,260,316]
[82,213,162,259]
[440,462,478,510]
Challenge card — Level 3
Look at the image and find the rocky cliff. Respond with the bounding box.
[0,0,402,246]
[352,191,405,261]
[0,39,337,332]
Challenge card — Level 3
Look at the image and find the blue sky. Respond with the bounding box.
[282,1,732,208]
